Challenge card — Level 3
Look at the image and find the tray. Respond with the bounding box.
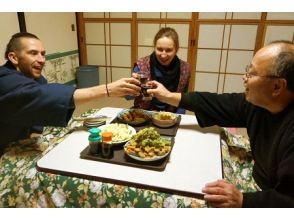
[113,115,181,136]
[80,137,174,171]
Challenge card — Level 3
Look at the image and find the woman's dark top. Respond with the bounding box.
[133,53,190,114]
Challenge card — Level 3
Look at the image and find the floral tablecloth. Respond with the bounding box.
[0,109,259,207]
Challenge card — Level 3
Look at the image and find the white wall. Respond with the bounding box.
[0,13,19,64]
[25,12,78,54]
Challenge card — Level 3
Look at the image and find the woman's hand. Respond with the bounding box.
[202,179,243,208]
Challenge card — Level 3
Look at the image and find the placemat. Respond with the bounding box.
[80,137,174,171]
[113,115,181,136]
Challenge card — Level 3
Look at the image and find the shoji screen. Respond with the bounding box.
[264,13,294,45]
[84,12,132,85]
[195,13,260,93]
[78,12,294,93]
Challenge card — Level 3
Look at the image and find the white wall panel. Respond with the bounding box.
[267,13,294,20]
[226,51,254,74]
[168,24,189,47]
[177,48,188,61]
[98,67,106,84]
[232,13,261,20]
[25,13,77,54]
[222,25,231,48]
[98,67,112,84]
[111,46,131,67]
[110,23,131,45]
[110,13,132,18]
[137,47,153,59]
[167,13,191,19]
[195,73,219,92]
[217,74,225,93]
[85,23,105,44]
[198,25,225,48]
[220,50,228,73]
[229,25,257,50]
[138,24,160,46]
[111,67,132,81]
[86,45,106,66]
[137,13,160,19]
[264,26,294,45]
[198,13,226,19]
[83,13,105,18]
[105,23,110,45]
[223,75,244,93]
[196,49,221,72]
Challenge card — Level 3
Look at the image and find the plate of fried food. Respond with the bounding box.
[117,108,151,126]
[124,127,172,162]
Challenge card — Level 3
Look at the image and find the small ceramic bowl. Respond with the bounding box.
[152,112,177,128]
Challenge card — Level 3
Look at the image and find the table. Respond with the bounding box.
[0,108,257,207]
[37,107,223,198]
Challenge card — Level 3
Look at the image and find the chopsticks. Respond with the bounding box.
[72,115,109,121]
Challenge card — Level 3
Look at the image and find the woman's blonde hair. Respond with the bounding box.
[153,27,179,52]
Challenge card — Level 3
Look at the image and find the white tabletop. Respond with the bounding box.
[37,107,222,198]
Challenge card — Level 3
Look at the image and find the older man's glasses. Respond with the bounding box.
[245,65,281,79]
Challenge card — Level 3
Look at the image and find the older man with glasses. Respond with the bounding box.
[147,40,294,207]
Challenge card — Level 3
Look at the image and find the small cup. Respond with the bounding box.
[138,71,152,100]
[138,71,149,85]
[141,84,152,100]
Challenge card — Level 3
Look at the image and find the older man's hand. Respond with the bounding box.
[202,179,243,208]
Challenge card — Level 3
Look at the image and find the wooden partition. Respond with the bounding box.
[77,12,294,93]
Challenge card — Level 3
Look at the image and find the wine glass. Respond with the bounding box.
[138,71,152,101]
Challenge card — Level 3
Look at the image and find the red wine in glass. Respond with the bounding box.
[138,72,152,100]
